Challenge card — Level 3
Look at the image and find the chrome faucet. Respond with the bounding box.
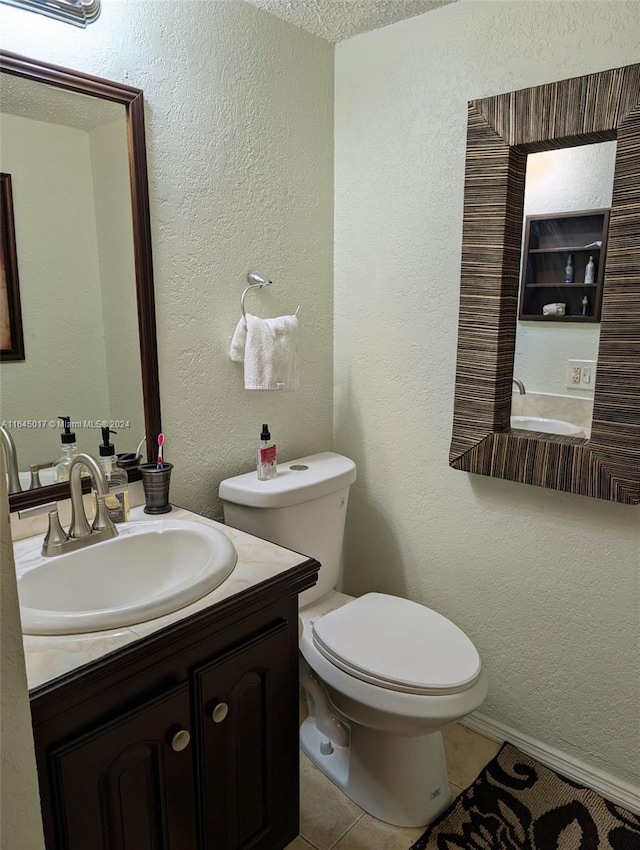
[512,378,526,395]
[42,452,118,557]
[0,425,22,493]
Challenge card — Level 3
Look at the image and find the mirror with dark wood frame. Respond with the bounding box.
[0,51,161,512]
[450,63,640,504]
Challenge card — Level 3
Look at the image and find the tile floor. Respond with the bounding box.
[288,699,502,850]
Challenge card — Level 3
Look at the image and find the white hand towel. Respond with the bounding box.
[230,312,299,391]
[230,317,247,363]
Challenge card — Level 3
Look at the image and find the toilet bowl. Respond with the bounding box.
[298,591,488,826]
[219,453,487,828]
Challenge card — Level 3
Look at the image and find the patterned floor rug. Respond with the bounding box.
[410,743,640,849]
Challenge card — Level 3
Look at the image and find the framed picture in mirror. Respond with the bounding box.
[0,171,25,361]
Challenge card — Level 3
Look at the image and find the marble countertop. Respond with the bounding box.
[14,505,308,692]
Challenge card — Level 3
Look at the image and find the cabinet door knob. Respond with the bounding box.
[171,729,191,752]
[212,702,229,723]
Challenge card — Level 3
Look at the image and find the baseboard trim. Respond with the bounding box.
[461,712,640,815]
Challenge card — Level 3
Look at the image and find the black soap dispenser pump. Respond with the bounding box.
[53,416,79,482]
[98,426,117,466]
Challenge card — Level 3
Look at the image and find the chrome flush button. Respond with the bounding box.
[289,464,309,471]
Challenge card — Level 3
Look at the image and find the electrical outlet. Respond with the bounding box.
[566,359,597,389]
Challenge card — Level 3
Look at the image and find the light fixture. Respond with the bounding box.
[1,0,100,27]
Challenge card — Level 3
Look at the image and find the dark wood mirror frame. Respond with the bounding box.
[450,63,640,505]
[1,51,161,512]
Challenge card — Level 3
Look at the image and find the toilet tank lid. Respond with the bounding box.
[218,451,356,508]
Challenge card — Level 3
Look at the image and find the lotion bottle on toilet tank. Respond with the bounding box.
[257,424,277,480]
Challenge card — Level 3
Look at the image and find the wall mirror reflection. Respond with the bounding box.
[0,74,145,490]
[450,62,640,503]
[0,50,161,510]
[512,142,616,439]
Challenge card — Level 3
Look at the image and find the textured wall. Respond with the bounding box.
[0,459,46,849]
[0,0,334,515]
[515,142,616,398]
[335,0,640,787]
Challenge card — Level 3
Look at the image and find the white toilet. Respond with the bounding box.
[219,452,488,828]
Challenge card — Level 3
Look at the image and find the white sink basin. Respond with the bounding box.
[18,520,237,635]
[511,416,585,437]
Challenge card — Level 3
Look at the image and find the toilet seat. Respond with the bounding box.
[312,593,481,696]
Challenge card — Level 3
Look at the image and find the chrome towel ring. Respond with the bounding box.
[241,271,299,318]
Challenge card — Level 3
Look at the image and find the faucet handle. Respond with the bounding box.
[42,509,69,557]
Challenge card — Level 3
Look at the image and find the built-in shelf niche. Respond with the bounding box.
[518,209,610,323]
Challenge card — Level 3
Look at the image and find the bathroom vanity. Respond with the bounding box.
[17,508,319,850]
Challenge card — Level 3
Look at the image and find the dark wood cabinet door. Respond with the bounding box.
[50,683,197,850]
[196,621,297,850]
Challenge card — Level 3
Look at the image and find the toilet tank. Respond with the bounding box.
[219,452,356,607]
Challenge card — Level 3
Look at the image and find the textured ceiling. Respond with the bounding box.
[244,0,457,43]
[0,73,124,130]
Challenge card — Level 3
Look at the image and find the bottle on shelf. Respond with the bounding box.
[581,295,589,316]
[584,255,596,284]
[564,254,574,284]
[53,416,79,483]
